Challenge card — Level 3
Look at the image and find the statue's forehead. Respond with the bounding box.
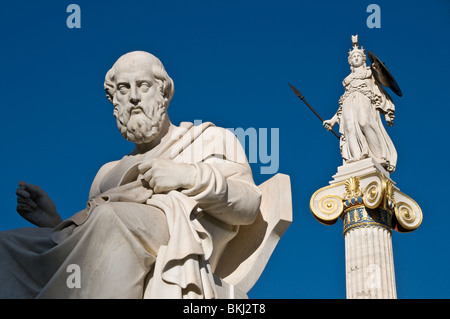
[114,62,154,80]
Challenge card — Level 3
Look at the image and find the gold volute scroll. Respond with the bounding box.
[310,167,422,233]
[313,195,343,225]
[393,194,423,231]
[363,179,382,209]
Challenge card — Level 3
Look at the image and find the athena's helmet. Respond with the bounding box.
[347,35,367,65]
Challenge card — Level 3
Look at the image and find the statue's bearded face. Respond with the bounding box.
[112,62,167,144]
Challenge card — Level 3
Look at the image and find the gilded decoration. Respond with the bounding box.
[310,170,422,233]
[341,206,393,236]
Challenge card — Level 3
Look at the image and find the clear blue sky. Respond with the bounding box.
[0,0,449,299]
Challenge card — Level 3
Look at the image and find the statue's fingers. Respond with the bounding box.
[18,181,42,195]
[152,180,170,194]
[16,188,30,198]
[17,196,38,209]
[143,168,155,182]
[137,160,155,173]
[148,176,156,190]
[18,180,35,189]
[16,202,34,214]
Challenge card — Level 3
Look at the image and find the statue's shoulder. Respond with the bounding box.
[97,160,120,174]
[179,121,233,140]
[201,123,240,143]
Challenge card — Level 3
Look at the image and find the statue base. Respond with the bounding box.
[331,158,390,185]
[310,158,422,298]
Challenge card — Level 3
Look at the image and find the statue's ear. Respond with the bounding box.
[158,78,174,104]
[104,68,115,104]
[165,77,174,101]
[105,91,114,103]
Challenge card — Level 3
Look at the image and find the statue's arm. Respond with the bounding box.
[323,105,341,131]
[15,160,119,228]
[137,127,261,226]
[179,128,262,225]
[138,157,261,226]
[181,160,262,226]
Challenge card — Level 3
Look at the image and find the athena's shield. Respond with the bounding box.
[368,51,402,97]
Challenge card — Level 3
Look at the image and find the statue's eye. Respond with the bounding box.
[117,83,129,94]
[139,82,151,91]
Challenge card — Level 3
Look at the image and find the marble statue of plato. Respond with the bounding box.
[0,51,263,298]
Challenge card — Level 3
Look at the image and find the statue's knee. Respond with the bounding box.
[0,229,25,248]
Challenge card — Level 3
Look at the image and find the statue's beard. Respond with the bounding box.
[115,98,167,144]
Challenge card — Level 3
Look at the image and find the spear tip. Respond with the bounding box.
[288,83,304,99]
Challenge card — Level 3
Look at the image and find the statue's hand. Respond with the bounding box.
[138,159,197,194]
[16,181,63,228]
[323,119,335,131]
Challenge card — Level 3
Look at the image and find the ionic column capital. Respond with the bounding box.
[310,161,422,233]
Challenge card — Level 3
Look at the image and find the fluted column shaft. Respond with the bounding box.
[342,205,396,299]
[310,159,423,299]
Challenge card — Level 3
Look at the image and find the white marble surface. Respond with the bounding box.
[0,51,292,299]
[324,35,397,173]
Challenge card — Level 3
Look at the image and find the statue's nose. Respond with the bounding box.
[130,96,140,105]
[129,86,141,105]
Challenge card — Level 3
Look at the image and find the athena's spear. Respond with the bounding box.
[289,83,340,140]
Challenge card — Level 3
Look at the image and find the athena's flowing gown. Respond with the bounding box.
[337,67,397,172]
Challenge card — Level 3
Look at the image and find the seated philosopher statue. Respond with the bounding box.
[0,51,262,298]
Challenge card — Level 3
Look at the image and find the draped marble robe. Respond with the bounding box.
[337,67,397,172]
[0,121,261,298]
